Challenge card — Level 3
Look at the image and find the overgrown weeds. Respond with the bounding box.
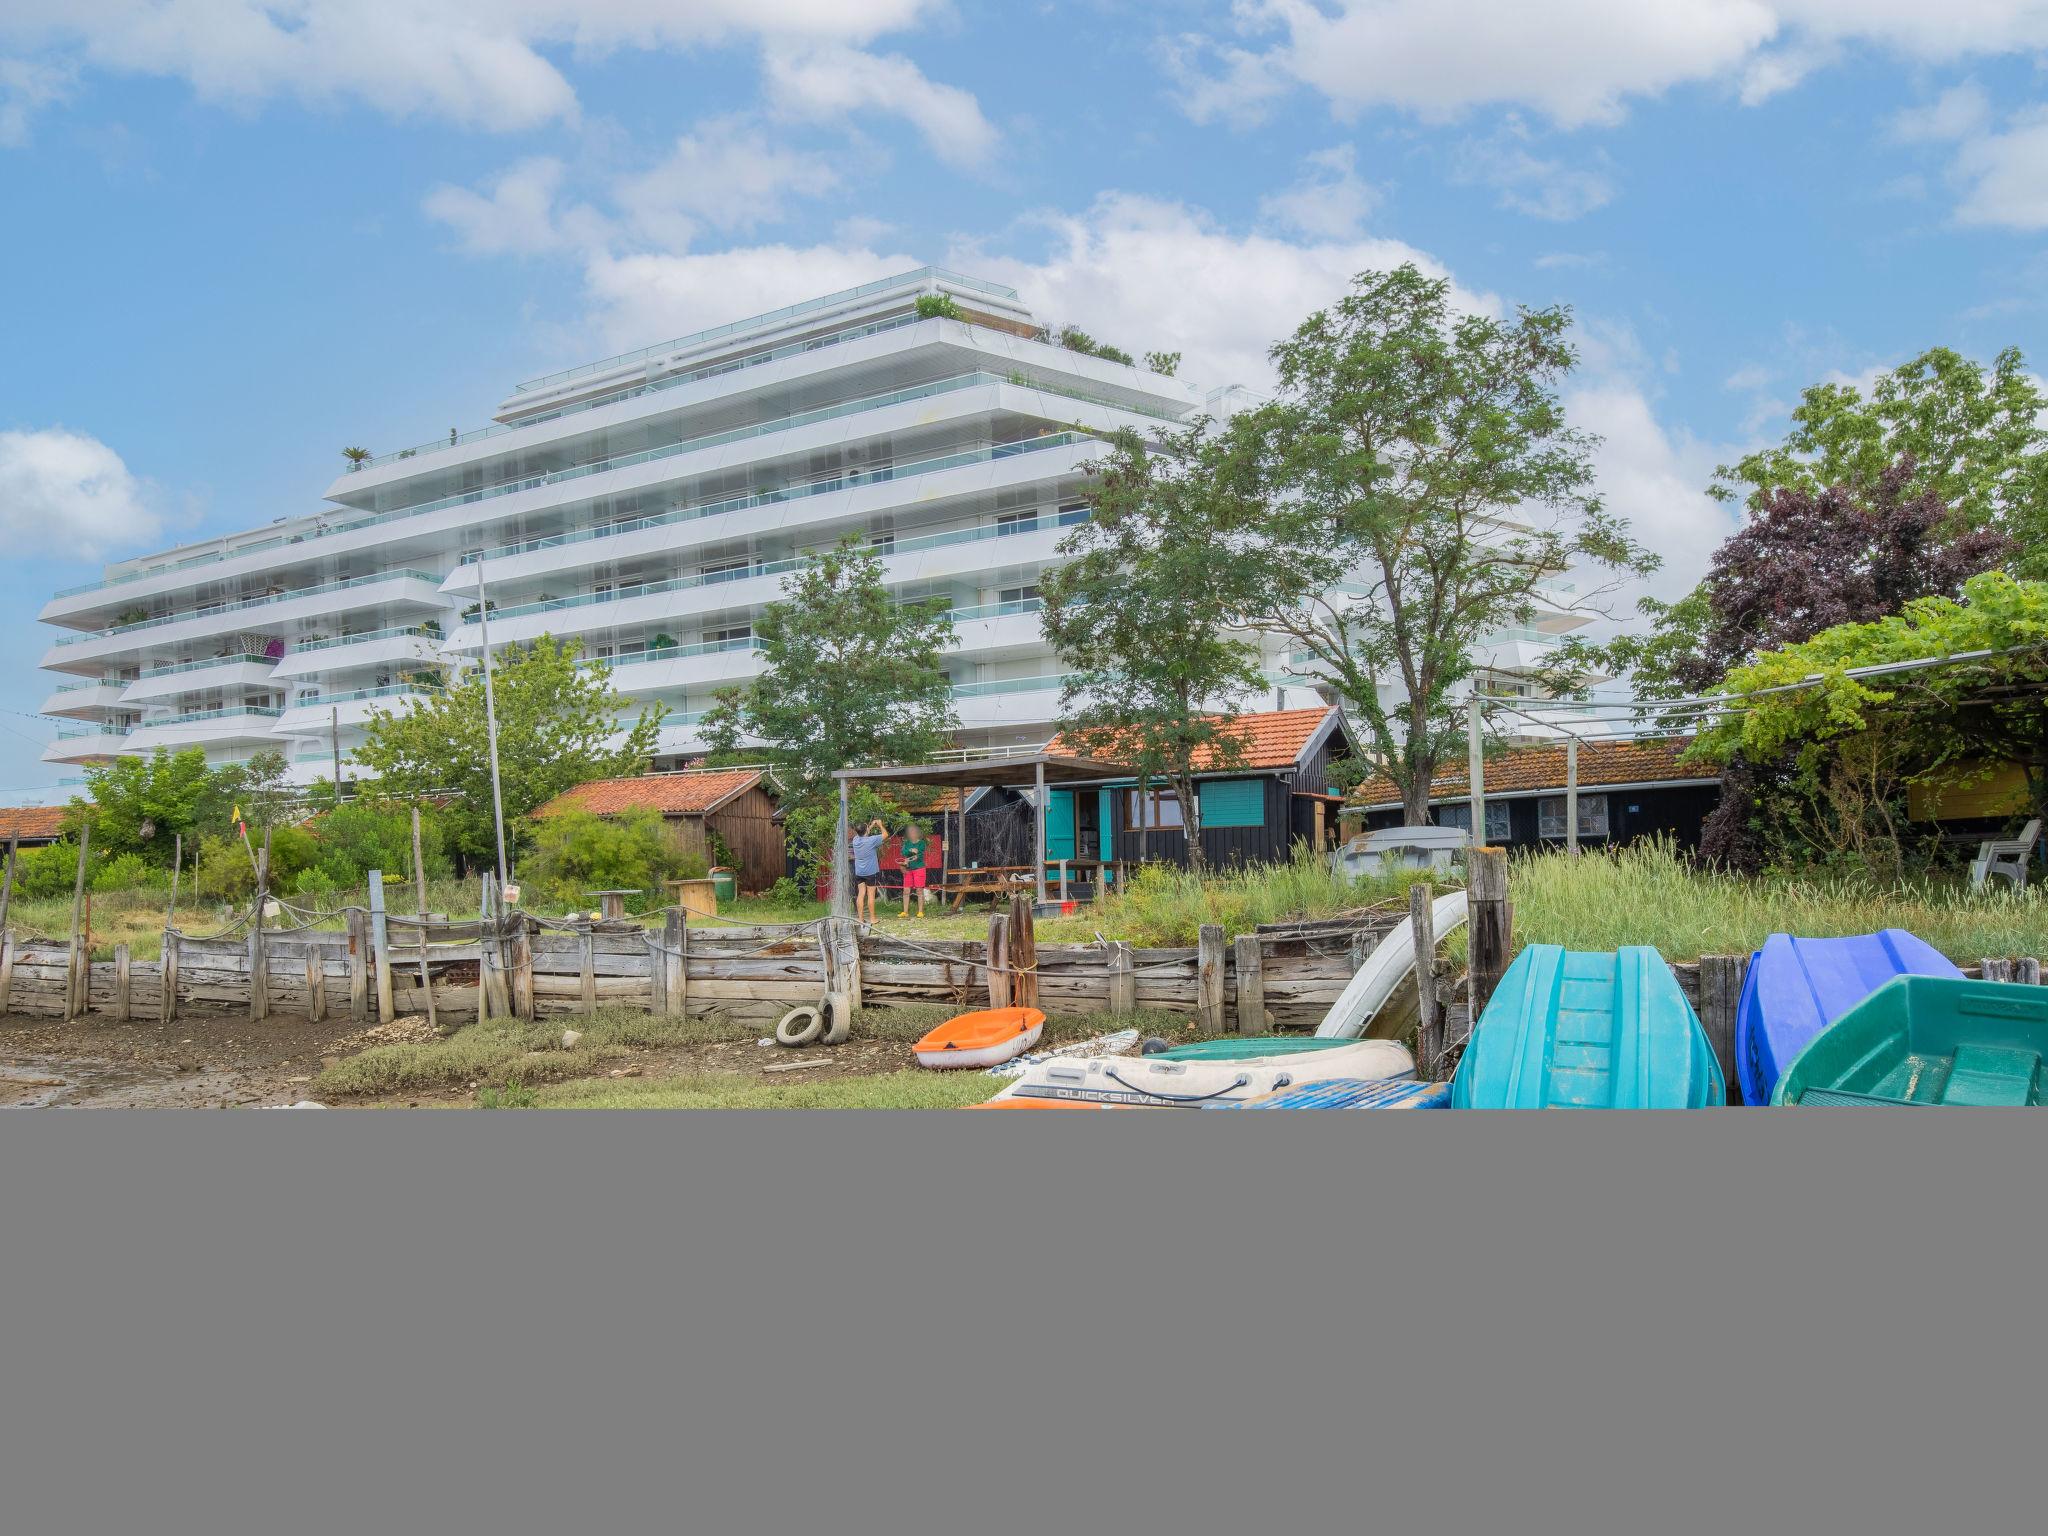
[529,1070,1002,1109]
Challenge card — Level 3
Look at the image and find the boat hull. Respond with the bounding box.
[990,1039,1415,1108]
[1451,945,1724,1109]
[1735,931,1961,1105]
[912,1008,1045,1070]
[1774,976,2048,1105]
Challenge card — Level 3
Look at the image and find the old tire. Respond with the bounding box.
[819,990,852,1046]
[775,1005,824,1048]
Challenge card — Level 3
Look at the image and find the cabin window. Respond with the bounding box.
[1538,794,1609,840]
[1125,788,1184,830]
[1199,778,1264,829]
[1438,801,1511,842]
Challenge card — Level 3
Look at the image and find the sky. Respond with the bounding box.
[5,0,2048,795]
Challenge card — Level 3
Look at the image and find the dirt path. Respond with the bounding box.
[0,1011,434,1108]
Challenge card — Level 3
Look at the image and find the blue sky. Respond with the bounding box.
[5,0,2048,794]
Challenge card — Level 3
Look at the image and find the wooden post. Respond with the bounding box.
[1196,922,1226,1033]
[664,909,688,1018]
[415,912,438,1035]
[827,916,864,1013]
[306,946,327,1022]
[1411,882,1439,1080]
[2018,957,2042,987]
[65,825,90,1020]
[1008,894,1038,1011]
[368,871,394,1023]
[986,910,1011,1010]
[410,806,429,919]
[164,832,181,930]
[346,908,369,1022]
[1565,738,1580,856]
[510,914,535,1021]
[1697,953,1743,1104]
[1983,957,2013,983]
[0,929,14,1015]
[1467,694,1487,851]
[0,834,17,935]
[830,776,852,919]
[1233,934,1266,1035]
[1467,846,1511,1023]
[160,932,179,1024]
[1107,940,1135,1016]
[579,920,597,1010]
[647,930,667,1015]
[248,831,270,1022]
[113,942,131,1022]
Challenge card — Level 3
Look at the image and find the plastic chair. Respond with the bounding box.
[1970,818,2042,891]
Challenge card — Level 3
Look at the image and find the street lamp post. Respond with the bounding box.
[474,558,511,889]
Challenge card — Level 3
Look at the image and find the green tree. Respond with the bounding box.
[1713,347,2048,576]
[67,747,217,863]
[1040,423,1270,870]
[525,807,706,905]
[1234,264,1655,823]
[353,637,663,862]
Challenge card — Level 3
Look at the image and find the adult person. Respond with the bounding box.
[850,817,888,925]
[898,820,931,918]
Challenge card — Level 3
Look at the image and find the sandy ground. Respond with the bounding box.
[0,1009,937,1108]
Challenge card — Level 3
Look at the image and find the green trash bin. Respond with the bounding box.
[709,867,738,904]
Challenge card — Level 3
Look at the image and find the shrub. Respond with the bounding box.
[91,851,162,893]
[524,807,706,905]
[766,875,809,906]
[915,293,962,320]
[300,801,451,889]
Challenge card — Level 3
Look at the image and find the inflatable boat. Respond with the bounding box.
[913,1007,1045,1070]
[1774,976,2048,1106]
[1735,931,1961,1106]
[1451,945,1724,1109]
[1208,1078,1452,1109]
[987,1038,1414,1108]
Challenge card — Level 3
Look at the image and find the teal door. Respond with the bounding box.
[1045,789,1076,861]
[1097,789,1115,861]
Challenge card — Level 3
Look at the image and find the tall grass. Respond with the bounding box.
[1510,839,2047,963]
[1082,846,1432,947]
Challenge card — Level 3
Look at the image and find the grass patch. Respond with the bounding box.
[1509,839,2048,964]
[530,1069,1003,1110]
[313,1007,722,1097]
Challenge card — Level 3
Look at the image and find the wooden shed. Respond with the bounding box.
[535,769,784,893]
[0,806,70,849]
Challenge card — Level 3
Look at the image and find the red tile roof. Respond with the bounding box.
[0,806,69,843]
[536,769,767,819]
[1051,706,1338,773]
[1348,738,1712,809]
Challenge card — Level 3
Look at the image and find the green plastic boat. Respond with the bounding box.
[1772,976,2048,1106]
[1155,1037,1362,1062]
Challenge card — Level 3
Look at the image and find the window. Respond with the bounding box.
[1125,788,1185,830]
[1538,794,1609,841]
[1057,500,1091,526]
[700,557,749,581]
[869,531,896,554]
[1200,779,1264,829]
[705,624,752,646]
[997,584,1039,605]
[994,510,1036,536]
[1439,801,1511,842]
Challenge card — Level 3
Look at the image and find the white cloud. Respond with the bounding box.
[1890,80,1993,143]
[1951,106,2048,228]
[1172,0,2048,128]
[0,54,71,144]
[763,44,999,169]
[616,118,840,246]
[0,427,161,557]
[1257,144,1377,239]
[1455,123,1614,221]
[1723,363,1773,391]
[0,0,945,134]
[423,157,607,256]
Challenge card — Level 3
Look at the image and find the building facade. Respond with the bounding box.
[36,267,1591,784]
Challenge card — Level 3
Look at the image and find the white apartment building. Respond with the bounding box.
[37,267,1590,782]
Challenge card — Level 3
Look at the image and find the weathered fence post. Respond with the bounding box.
[1697,953,1744,1104]
[579,919,597,1011]
[510,914,535,1021]
[2019,957,2042,987]
[1411,883,1439,1080]
[1233,934,1266,1035]
[248,831,270,1023]
[113,942,131,1022]
[1107,940,1135,1016]
[1467,847,1511,1022]
[160,931,179,1024]
[1983,957,2014,983]
[1197,923,1226,1033]
[65,826,90,1021]
[986,911,1011,1010]
[0,834,17,936]
[306,946,326,1023]
[0,930,14,1015]
[345,909,368,1022]
[663,909,688,1018]
[646,928,667,1014]
[1008,895,1037,1012]
[828,916,864,1014]
[368,872,394,1023]
[410,807,430,918]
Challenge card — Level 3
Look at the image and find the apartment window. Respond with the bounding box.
[1125,788,1185,830]
[869,531,896,554]
[591,581,614,601]
[700,557,750,581]
[994,510,1036,536]
[705,624,752,646]
[1057,500,1091,526]
[1538,794,1610,841]
[594,644,613,661]
[997,584,1039,606]
[1438,801,1511,843]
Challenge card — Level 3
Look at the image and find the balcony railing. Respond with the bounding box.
[951,672,1075,699]
[53,572,442,646]
[137,707,285,727]
[138,652,277,680]
[579,637,762,669]
[49,676,122,693]
[292,623,446,653]
[291,684,441,707]
[463,434,1088,567]
[460,505,1089,628]
[55,724,130,740]
[513,266,1020,394]
[947,598,1043,623]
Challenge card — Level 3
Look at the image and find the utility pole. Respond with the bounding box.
[1467,694,1487,849]
[474,557,512,889]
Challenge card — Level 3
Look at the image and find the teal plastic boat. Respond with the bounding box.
[1156,1037,1360,1062]
[1773,976,2048,1105]
[1451,945,1724,1109]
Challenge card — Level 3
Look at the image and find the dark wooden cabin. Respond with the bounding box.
[535,768,784,892]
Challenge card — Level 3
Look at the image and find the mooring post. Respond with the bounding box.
[1467,847,1511,1024]
[0,930,15,1016]
[1411,882,1439,1080]
[345,908,368,1022]
[65,825,90,1020]
[1196,923,1226,1033]
[1107,940,1135,1016]
[368,871,394,1023]
[248,831,270,1023]
[1697,953,1744,1103]
[985,910,1010,1010]
[1009,895,1038,1012]
[1233,933,1266,1035]
[663,908,688,1018]
[113,942,131,1022]
[0,834,17,936]
[160,931,179,1024]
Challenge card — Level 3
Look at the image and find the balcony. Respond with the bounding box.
[124,708,285,753]
[269,624,446,681]
[276,685,439,734]
[42,725,129,765]
[40,679,127,718]
[119,655,280,705]
[592,638,765,695]
[949,672,1074,731]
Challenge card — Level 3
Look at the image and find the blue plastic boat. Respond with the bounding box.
[1451,945,1724,1109]
[1735,931,1962,1105]
[1206,1079,1452,1109]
